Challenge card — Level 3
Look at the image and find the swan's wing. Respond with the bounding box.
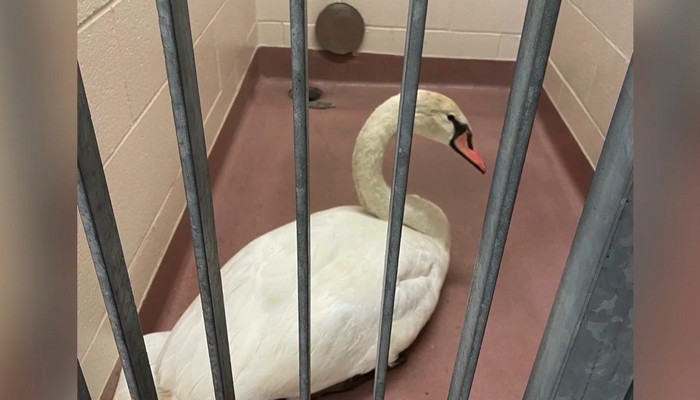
[156,206,448,399]
[112,332,170,400]
[155,210,306,400]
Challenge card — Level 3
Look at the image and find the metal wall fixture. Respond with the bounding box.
[77,0,633,399]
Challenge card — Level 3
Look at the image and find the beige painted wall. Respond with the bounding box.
[257,0,529,60]
[543,0,633,165]
[257,0,631,165]
[77,0,256,396]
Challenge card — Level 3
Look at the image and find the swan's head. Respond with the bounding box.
[412,90,487,174]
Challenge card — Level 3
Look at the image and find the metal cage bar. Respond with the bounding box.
[523,60,633,400]
[154,0,235,398]
[78,360,92,400]
[625,381,634,400]
[288,0,312,398]
[372,1,429,399]
[447,0,562,398]
[77,66,158,400]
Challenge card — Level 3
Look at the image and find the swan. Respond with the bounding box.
[112,89,486,400]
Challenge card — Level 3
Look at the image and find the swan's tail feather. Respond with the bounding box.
[111,331,171,400]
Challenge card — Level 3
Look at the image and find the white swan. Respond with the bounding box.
[113,89,486,400]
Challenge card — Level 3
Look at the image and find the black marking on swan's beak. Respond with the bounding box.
[448,118,486,174]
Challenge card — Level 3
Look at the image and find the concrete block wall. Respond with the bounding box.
[77,0,256,396]
[256,0,632,164]
[543,0,633,165]
[257,0,528,60]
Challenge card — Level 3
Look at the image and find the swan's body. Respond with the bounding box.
[112,332,170,399]
[158,206,447,399]
[113,90,486,400]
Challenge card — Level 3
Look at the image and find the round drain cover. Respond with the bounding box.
[315,3,365,55]
[287,87,323,101]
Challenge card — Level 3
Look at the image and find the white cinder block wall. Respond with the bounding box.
[257,0,632,165]
[77,0,631,396]
[257,0,528,60]
[544,0,633,166]
[77,0,256,397]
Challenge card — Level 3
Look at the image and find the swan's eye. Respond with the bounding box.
[447,114,456,121]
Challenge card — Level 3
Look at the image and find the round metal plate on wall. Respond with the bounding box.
[315,3,365,55]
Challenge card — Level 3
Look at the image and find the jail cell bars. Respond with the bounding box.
[524,60,634,400]
[78,65,158,400]
[371,0,430,398]
[155,0,236,398]
[288,0,312,397]
[447,0,563,398]
[78,360,92,400]
[78,0,631,399]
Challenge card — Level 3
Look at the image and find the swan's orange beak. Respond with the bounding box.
[453,133,487,174]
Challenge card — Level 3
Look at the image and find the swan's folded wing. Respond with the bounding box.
[155,206,448,399]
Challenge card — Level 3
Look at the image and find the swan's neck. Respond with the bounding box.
[351,103,450,248]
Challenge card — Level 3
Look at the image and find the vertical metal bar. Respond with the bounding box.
[546,186,632,398]
[78,361,92,400]
[288,0,311,399]
[446,0,562,398]
[77,66,158,400]
[523,60,633,400]
[372,1,428,398]
[624,381,634,400]
[154,1,235,398]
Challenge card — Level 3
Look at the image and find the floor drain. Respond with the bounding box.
[287,86,335,109]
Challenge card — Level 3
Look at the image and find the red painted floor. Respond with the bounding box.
[134,76,592,399]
